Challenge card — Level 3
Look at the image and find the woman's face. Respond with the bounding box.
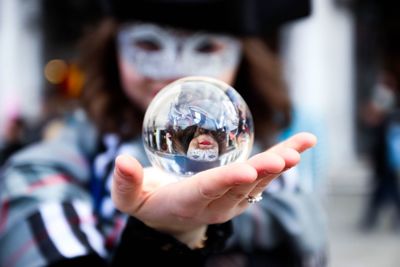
[187,131,219,161]
[117,23,242,111]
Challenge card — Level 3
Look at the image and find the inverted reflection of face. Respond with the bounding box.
[117,23,242,79]
[187,133,219,162]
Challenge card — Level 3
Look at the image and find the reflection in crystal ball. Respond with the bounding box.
[142,76,254,177]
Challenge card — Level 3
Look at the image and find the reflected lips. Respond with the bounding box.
[199,140,212,149]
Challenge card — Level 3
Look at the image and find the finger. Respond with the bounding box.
[247,132,315,179]
[111,154,144,214]
[271,132,317,153]
[245,133,315,200]
[247,150,286,178]
[243,148,291,201]
[205,182,256,217]
[206,149,299,219]
[273,147,301,171]
[180,162,258,208]
[250,146,300,180]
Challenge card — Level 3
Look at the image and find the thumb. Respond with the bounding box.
[111,154,144,214]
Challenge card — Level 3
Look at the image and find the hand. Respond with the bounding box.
[111,132,317,248]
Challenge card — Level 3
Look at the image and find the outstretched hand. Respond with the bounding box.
[111,132,317,248]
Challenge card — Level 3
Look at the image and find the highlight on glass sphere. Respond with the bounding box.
[142,76,254,177]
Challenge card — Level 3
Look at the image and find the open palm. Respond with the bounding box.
[112,132,317,247]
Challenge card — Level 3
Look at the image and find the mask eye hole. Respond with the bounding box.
[133,38,162,52]
[195,39,224,54]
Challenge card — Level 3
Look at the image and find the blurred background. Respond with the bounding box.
[0,0,399,266]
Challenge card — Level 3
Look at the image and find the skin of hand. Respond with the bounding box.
[111,132,317,249]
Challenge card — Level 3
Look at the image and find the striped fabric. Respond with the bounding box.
[0,118,150,267]
[0,201,105,267]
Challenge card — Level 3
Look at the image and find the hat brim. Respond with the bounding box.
[105,0,311,35]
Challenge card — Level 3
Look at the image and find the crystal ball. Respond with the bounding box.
[142,76,254,177]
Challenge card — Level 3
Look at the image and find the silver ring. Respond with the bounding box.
[246,193,263,204]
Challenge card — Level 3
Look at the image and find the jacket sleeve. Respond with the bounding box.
[111,216,232,267]
[0,119,106,267]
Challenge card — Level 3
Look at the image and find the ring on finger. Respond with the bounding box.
[246,193,263,204]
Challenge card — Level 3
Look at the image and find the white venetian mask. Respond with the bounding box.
[117,23,242,79]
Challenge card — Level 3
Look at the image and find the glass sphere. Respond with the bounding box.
[142,76,254,177]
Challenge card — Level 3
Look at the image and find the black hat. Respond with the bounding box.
[103,0,311,35]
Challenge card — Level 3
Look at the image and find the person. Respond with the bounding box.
[357,0,400,231]
[0,1,327,266]
[359,72,400,230]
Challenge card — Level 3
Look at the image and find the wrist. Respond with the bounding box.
[143,219,209,249]
[172,225,208,249]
